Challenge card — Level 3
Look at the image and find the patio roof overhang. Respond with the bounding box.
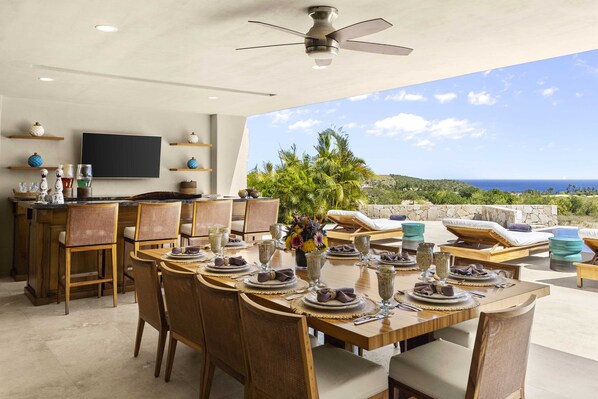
[0,1,597,116]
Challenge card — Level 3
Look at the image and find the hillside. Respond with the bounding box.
[374,174,475,191]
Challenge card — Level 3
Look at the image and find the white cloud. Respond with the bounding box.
[575,58,598,74]
[482,69,492,76]
[541,87,558,97]
[576,92,583,98]
[429,118,485,140]
[467,91,497,106]
[416,139,434,149]
[344,122,357,129]
[267,109,308,124]
[371,113,430,138]
[434,92,457,104]
[348,94,372,101]
[288,119,320,131]
[385,90,427,102]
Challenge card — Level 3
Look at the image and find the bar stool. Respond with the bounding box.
[230,198,279,241]
[180,199,232,245]
[57,203,119,315]
[122,201,182,294]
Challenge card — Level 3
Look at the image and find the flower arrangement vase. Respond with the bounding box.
[295,249,307,268]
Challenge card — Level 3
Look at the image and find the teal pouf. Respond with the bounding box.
[549,237,583,271]
[402,222,425,251]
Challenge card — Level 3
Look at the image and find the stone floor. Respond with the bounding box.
[1,221,597,398]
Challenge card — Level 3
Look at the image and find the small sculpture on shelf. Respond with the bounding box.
[238,189,248,198]
[29,122,45,137]
[36,169,49,203]
[51,165,64,204]
[187,131,199,144]
[28,152,43,167]
[187,157,199,169]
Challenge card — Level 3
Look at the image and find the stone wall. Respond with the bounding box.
[362,204,557,227]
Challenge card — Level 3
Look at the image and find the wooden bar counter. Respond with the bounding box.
[13,195,201,305]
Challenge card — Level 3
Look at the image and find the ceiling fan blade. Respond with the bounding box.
[236,43,304,51]
[343,40,413,56]
[327,18,392,43]
[315,59,332,66]
[248,20,313,39]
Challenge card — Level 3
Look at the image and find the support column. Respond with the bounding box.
[209,114,248,195]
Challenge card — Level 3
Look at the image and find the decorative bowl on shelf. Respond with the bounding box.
[28,153,43,167]
[29,122,45,137]
[187,157,199,169]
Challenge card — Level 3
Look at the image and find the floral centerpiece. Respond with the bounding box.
[284,213,328,266]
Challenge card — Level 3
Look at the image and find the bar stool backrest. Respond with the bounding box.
[160,263,205,349]
[466,295,536,399]
[243,199,279,234]
[196,275,246,380]
[192,200,233,236]
[130,253,167,332]
[65,203,119,247]
[135,202,182,241]
[239,293,317,399]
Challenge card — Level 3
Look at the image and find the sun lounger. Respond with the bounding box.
[579,229,598,263]
[439,218,553,262]
[325,210,403,243]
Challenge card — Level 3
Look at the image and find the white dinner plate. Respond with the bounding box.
[166,251,206,260]
[449,271,497,281]
[303,292,362,308]
[301,295,364,311]
[407,290,470,304]
[378,258,417,267]
[326,250,360,257]
[244,275,297,289]
[225,241,246,247]
[205,264,250,273]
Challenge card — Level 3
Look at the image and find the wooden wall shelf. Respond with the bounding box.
[8,135,64,140]
[8,166,58,170]
[169,143,212,147]
[169,168,212,172]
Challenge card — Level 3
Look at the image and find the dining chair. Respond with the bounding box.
[196,275,248,399]
[160,263,206,383]
[238,293,388,399]
[57,203,119,315]
[122,201,182,295]
[389,295,536,399]
[130,253,169,378]
[180,199,233,245]
[231,198,279,241]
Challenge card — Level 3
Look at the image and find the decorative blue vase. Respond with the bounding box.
[187,157,199,169]
[28,153,43,167]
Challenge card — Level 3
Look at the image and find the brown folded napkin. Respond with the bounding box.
[380,252,411,262]
[214,257,225,267]
[450,263,488,276]
[329,244,356,253]
[257,268,294,282]
[184,246,201,255]
[228,237,242,243]
[414,282,455,297]
[228,256,247,266]
[172,247,182,254]
[316,288,356,303]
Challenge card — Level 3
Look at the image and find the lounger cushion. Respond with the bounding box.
[580,229,598,239]
[442,218,553,247]
[327,210,403,231]
[230,220,245,232]
[180,223,193,236]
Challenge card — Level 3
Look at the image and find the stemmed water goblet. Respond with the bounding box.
[269,223,285,249]
[354,235,371,267]
[376,264,396,317]
[219,226,230,257]
[257,239,276,273]
[434,252,452,284]
[416,242,435,282]
[209,232,223,257]
[305,251,326,293]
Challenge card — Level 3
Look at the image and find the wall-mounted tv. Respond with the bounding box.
[81,132,162,178]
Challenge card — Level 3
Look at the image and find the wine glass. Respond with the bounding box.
[305,251,326,293]
[219,227,230,257]
[416,242,435,281]
[354,235,371,266]
[434,252,452,283]
[376,265,396,317]
[257,240,276,273]
[209,232,222,257]
[269,223,285,249]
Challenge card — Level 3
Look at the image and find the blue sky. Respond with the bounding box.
[247,49,598,179]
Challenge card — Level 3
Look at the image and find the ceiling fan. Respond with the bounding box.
[237,6,413,67]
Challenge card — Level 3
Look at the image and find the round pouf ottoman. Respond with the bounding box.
[549,237,583,272]
[401,222,425,251]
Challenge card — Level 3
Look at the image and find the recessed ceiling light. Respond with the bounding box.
[95,25,118,33]
[38,77,54,82]
[312,65,327,70]
[207,96,218,100]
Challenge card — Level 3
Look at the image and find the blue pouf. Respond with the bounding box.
[28,152,43,167]
[401,222,425,251]
[549,237,583,271]
[187,157,199,169]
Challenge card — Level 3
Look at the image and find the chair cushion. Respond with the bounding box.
[580,228,598,239]
[124,226,136,240]
[327,210,403,231]
[58,231,66,244]
[442,218,553,246]
[231,220,245,233]
[180,223,192,236]
[389,339,472,399]
[309,334,319,347]
[312,344,387,399]
[433,318,479,348]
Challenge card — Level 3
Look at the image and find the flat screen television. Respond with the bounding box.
[81,132,162,178]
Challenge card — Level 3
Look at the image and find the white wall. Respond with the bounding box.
[210,114,248,195]
[0,96,247,276]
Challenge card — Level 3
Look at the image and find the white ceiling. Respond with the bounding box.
[1,0,597,116]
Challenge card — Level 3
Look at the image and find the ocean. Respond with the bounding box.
[461,179,598,193]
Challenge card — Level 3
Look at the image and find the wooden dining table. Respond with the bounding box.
[139,246,550,351]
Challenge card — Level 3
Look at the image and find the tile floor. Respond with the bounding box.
[1,221,597,398]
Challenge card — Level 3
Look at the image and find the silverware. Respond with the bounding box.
[354,314,386,325]
[233,272,257,280]
[469,290,486,298]
[396,301,422,312]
